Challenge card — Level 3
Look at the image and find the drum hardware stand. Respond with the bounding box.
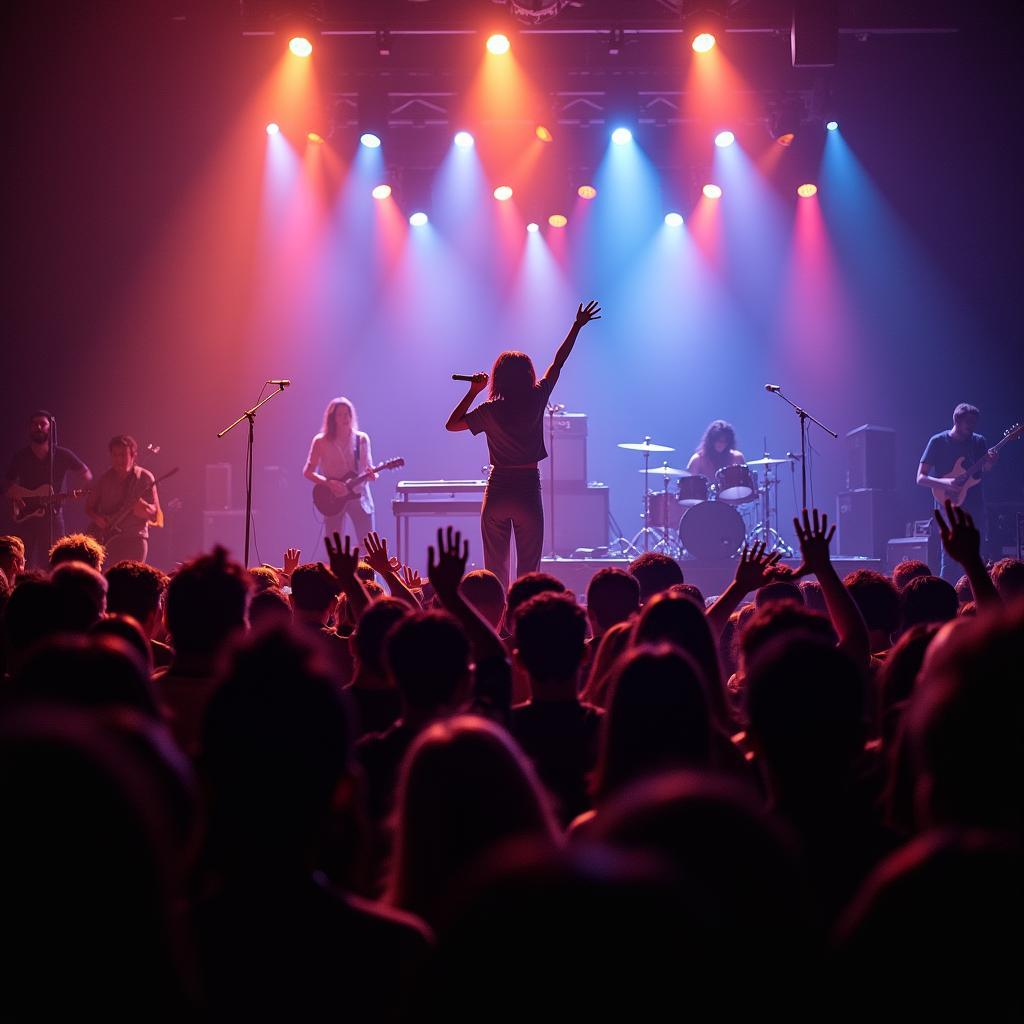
[545,404,565,559]
[766,386,838,509]
[745,459,794,556]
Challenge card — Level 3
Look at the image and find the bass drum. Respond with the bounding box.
[678,501,746,561]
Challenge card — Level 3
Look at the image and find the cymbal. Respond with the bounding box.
[746,456,793,466]
[618,440,675,453]
[638,466,690,477]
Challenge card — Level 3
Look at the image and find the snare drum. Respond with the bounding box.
[647,490,680,529]
[678,501,746,561]
[677,474,710,507]
[715,464,757,504]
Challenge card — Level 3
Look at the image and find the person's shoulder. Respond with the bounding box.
[137,466,156,483]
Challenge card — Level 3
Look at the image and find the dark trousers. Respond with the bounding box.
[481,468,543,590]
[104,534,148,566]
[325,502,374,549]
[20,513,65,569]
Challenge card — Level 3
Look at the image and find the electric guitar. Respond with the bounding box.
[93,467,179,544]
[312,458,405,518]
[9,485,88,525]
[929,423,1023,507]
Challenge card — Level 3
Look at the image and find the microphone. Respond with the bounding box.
[452,374,476,382]
[764,383,782,393]
[268,379,291,388]
[786,451,803,460]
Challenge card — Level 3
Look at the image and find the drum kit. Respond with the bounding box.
[616,438,796,561]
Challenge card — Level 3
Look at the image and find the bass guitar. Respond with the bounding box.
[929,423,1023,507]
[9,485,88,525]
[313,457,405,518]
[93,467,179,544]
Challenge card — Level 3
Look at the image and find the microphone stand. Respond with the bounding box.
[768,388,838,510]
[48,415,57,549]
[546,404,562,559]
[217,383,288,567]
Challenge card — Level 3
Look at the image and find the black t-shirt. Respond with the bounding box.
[6,445,87,491]
[464,377,555,467]
[920,431,988,512]
[346,685,402,739]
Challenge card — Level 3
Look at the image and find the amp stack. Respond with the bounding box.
[836,424,900,560]
[542,412,609,556]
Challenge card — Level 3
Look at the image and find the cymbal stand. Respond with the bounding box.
[628,438,660,554]
[746,461,794,556]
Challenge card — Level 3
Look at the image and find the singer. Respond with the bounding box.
[303,397,375,541]
[445,301,601,588]
[686,420,746,479]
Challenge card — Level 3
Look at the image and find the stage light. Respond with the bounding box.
[486,33,510,55]
[535,125,553,143]
[577,185,597,200]
[702,183,722,199]
[307,132,324,144]
[409,212,428,227]
[797,183,818,198]
[684,3,724,53]
[664,212,684,227]
[691,32,716,52]
[548,214,567,228]
[493,185,514,201]
[289,36,313,58]
[611,127,632,145]
[454,131,475,149]
[714,130,735,148]
[360,132,382,149]
[826,119,839,131]
[527,222,540,233]
[371,184,392,200]
[265,122,280,136]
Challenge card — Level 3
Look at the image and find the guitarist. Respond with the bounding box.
[303,397,376,541]
[4,410,92,568]
[917,403,997,582]
[85,434,161,565]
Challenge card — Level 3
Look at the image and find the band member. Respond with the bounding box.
[85,434,161,565]
[446,301,602,589]
[304,397,375,542]
[4,410,92,569]
[686,420,746,480]
[917,402,997,582]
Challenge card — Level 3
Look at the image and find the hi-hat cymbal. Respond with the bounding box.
[638,465,690,477]
[746,456,793,466]
[618,440,675,453]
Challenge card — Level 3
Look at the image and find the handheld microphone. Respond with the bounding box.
[268,379,291,387]
[764,383,782,393]
[452,374,476,382]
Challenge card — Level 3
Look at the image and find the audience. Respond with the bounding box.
[0,505,1015,1017]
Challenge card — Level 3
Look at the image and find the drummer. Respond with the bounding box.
[686,420,746,480]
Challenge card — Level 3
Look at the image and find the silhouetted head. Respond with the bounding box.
[489,350,536,401]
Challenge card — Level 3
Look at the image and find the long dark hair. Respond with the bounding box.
[697,420,737,468]
[320,398,358,441]
[489,351,536,401]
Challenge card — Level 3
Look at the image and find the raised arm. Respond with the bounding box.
[446,374,488,432]
[793,508,870,669]
[542,301,601,386]
[934,499,1000,610]
[706,542,783,638]
[324,532,371,621]
[362,531,421,609]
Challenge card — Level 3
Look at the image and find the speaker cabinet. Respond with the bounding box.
[846,425,896,492]
[541,483,608,556]
[886,536,935,576]
[205,463,232,510]
[545,413,588,484]
[836,489,899,559]
[202,510,253,560]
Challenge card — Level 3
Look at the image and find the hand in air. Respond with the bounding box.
[283,547,301,577]
[469,373,489,395]
[324,532,359,582]
[733,541,784,594]
[934,499,982,566]
[793,508,836,577]
[428,526,469,600]
[362,531,394,577]
[401,565,424,592]
[574,300,602,328]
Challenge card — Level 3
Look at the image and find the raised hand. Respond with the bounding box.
[401,565,424,592]
[428,526,469,600]
[362,531,394,577]
[574,300,602,328]
[733,541,784,593]
[469,372,489,394]
[793,508,836,577]
[283,547,301,577]
[324,532,359,582]
[934,499,982,567]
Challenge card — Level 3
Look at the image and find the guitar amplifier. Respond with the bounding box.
[202,510,253,559]
[541,483,608,556]
[545,413,588,484]
[846,425,896,491]
[886,536,935,575]
[836,489,900,559]
[205,463,232,510]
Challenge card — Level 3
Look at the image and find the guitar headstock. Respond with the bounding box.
[379,457,405,471]
[1003,423,1023,442]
